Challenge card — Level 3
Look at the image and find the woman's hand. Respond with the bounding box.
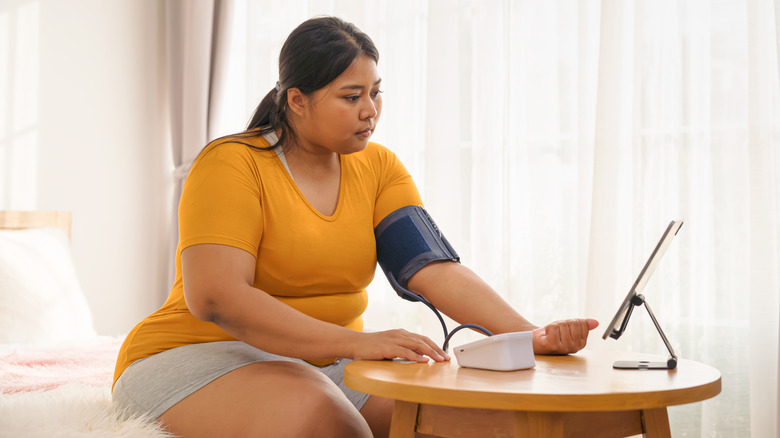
[350,329,450,363]
[532,318,599,355]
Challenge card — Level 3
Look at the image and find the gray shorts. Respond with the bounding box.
[112,341,370,420]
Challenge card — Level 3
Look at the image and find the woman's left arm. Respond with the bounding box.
[406,261,599,355]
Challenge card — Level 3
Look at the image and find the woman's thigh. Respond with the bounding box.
[158,361,372,438]
[114,341,371,419]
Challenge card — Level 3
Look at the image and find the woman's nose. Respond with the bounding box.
[361,98,378,120]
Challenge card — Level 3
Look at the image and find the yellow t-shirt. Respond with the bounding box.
[113,134,422,386]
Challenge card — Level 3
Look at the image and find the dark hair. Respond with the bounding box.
[246,16,379,149]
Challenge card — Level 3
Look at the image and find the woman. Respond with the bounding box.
[113,16,598,438]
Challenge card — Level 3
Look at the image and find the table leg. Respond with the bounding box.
[641,408,671,438]
[389,400,420,438]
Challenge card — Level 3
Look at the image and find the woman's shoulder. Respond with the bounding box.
[354,141,399,164]
[203,131,272,155]
[346,142,410,185]
[185,132,278,183]
[195,132,275,165]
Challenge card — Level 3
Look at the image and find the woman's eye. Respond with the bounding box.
[344,90,382,102]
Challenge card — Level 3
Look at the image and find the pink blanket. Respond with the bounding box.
[0,338,121,394]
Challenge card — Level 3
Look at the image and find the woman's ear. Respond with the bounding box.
[286,88,307,117]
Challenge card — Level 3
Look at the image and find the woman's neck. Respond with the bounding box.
[284,142,340,175]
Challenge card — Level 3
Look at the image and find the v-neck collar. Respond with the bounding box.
[263,132,344,221]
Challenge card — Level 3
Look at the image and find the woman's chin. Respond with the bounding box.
[338,138,371,155]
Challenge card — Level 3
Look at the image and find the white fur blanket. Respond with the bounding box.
[0,339,172,438]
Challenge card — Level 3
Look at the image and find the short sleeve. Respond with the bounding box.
[372,146,423,226]
[178,142,264,255]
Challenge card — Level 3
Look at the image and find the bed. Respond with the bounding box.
[0,211,171,437]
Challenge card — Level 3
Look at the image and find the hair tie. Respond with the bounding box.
[275,81,281,92]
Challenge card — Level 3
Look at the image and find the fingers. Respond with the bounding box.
[419,333,450,361]
[357,330,451,363]
[534,318,598,355]
[394,334,444,363]
[400,331,450,362]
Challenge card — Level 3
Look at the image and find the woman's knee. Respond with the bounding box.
[264,362,371,437]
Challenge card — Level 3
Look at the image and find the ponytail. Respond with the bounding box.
[247,86,290,149]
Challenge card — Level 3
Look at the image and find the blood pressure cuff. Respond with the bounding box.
[375,205,460,302]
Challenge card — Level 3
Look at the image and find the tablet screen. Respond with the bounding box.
[602,220,684,340]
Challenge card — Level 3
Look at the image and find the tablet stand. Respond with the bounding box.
[613,294,678,370]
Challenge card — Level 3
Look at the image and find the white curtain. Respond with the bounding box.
[210,0,780,435]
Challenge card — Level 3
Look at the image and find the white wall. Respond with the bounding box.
[20,0,171,336]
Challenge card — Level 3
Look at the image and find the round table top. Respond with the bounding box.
[344,350,722,412]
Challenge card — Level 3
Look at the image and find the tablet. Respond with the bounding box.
[602,220,684,340]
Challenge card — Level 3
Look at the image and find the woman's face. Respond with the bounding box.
[291,54,383,155]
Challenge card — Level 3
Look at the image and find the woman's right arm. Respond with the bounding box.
[181,243,448,363]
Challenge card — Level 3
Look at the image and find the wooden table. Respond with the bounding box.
[345,350,721,438]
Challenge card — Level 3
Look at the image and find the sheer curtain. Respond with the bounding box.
[165,0,235,287]
[208,0,780,435]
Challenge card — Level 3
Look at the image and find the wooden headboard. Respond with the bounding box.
[0,211,72,240]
